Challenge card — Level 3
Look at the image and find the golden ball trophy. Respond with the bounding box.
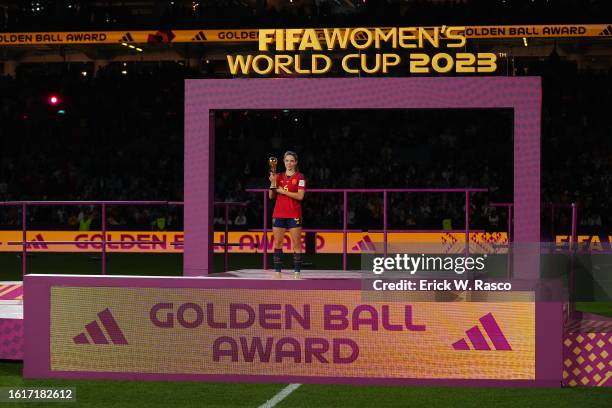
[268,157,278,190]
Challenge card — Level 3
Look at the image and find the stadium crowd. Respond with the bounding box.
[1,0,609,31]
[0,57,611,237]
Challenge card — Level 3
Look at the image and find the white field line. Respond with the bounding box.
[257,384,302,408]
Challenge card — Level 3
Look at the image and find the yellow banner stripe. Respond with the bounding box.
[0,25,610,45]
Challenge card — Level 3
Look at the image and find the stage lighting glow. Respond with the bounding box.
[49,95,59,105]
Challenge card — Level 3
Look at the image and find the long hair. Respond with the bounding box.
[284,150,299,172]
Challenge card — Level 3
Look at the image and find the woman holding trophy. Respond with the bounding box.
[268,151,306,278]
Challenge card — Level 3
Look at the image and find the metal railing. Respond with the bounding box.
[0,200,246,275]
[1,197,579,276]
[212,201,249,272]
[489,202,578,246]
[1,201,181,276]
[246,188,488,270]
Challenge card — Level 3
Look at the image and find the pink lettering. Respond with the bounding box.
[259,304,282,329]
[213,336,238,362]
[207,303,227,328]
[137,234,151,249]
[304,338,329,363]
[120,234,135,249]
[324,304,349,330]
[240,337,274,362]
[352,305,378,331]
[150,302,174,328]
[230,303,255,329]
[176,302,203,328]
[275,337,301,363]
[381,305,403,331]
[333,338,359,364]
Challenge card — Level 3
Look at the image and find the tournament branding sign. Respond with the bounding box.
[556,234,612,251]
[50,286,535,380]
[0,231,184,253]
[0,231,507,254]
[0,29,259,45]
[464,24,612,38]
[1,25,610,45]
[227,27,498,75]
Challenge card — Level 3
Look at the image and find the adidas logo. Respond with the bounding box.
[192,31,207,41]
[27,233,48,250]
[599,25,612,36]
[119,32,134,43]
[352,235,376,251]
[73,308,128,345]
[452,312,511,351]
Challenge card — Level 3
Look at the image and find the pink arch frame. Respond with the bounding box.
[184,77,541,276]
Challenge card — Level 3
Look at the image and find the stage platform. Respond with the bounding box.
[0,281,24,360]
[0,282,23,301]
[214,269,365,279]
[3,275,611,387]
[0,281,23,319]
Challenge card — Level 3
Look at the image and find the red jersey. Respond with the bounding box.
[273,172,306,218]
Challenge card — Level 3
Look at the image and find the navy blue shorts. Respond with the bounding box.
[272,217,302,229]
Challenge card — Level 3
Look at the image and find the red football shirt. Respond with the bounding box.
[272,172,306,218]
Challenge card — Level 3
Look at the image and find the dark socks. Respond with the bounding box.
[293,252,302,273]
[273,248,283,272]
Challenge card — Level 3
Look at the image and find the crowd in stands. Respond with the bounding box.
[1,56,611,237]
[0,62,185,230]
[213,108,512,233]
[1,0,608,31]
